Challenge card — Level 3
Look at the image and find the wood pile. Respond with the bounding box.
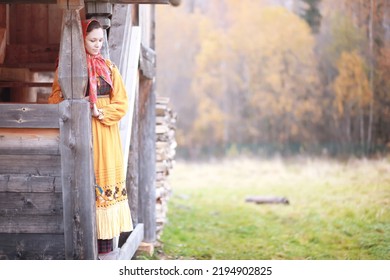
[155,96,177,239]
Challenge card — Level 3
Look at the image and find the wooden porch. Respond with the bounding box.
[0,0,173,260]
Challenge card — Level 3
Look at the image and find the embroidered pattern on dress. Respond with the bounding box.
[95,180,127,208]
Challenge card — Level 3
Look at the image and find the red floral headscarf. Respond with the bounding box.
[82,19,113,105]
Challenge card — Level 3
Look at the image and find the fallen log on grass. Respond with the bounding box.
[245,196,289,205]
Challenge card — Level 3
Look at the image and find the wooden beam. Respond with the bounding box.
[0,154,61,175]
[0,27,5,64]
[0,67,34,81]
[0,192,63,216]
[137,2,156,243]
[57,8,88,100]
[0,104,59,128]
[138,76,156,243]
[0,0,57,3]
[0,0,169,4]
[0,64,56,72]
[127,78,139,227]
[117,223,143,259]
[56,0,84,9]
[0,174,61,193]
[85,2,112,16]
[59,100,97,260]
[98,0,169,4]
[57,5,95,260]
[0,81,53,87]
[109,4,132,72]
[0,214,63,234]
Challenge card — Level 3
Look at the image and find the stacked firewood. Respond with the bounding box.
[155,96,177,239]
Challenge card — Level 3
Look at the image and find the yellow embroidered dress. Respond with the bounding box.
[48,60,133,240]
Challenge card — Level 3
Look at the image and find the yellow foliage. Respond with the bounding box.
[333,50,372,115]
[155,0,390,153]
[157,1,322,147]
[192,96,226,145]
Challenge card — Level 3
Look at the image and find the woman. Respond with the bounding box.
[48,19,133,255]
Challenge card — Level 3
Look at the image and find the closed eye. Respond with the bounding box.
[89,38,103,43]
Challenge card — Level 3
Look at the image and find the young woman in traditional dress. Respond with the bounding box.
[48,19,132,256]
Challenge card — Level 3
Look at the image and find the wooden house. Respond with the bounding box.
[0,0,175,260]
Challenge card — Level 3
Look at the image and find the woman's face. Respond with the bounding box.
[84,28,104,55]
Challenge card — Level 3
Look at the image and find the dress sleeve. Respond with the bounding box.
[99,63,129,126]
[48,69,64,104]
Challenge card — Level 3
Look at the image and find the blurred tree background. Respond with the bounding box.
[155,0,390,159]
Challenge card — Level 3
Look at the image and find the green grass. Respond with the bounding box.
[153,157,390,260]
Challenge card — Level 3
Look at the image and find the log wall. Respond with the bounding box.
[0,104,64,260]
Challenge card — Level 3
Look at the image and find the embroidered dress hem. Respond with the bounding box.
[96,199,133,240]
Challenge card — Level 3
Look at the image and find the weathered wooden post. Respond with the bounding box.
[57,0,97,260]
[138,4,156,246]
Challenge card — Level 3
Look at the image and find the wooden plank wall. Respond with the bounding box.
[0,5,5,28]
[0,104,64,260]
[6,4,62,66]
[0,4,6,64]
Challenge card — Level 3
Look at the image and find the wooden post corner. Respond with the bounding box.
[57,7,88,100]
[57,0,84,10]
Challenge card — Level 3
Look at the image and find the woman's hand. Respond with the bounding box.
[91,103,104,120]
[92,103,100,117]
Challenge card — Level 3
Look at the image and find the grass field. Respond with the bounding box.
[148,156,390,260]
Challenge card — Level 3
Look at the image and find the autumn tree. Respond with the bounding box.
[189,17,229,153]
[227,4,322,149]
[317,0,389,154]
[333,51,372,150]
[155,0,389,158]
